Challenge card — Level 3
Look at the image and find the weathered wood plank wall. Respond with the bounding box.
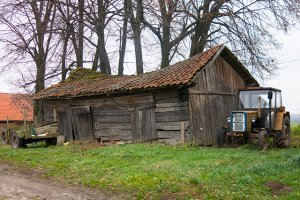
[154,89,190,144]
[43,93,155,143]
[189,56,246,145]
[93,105,132,142]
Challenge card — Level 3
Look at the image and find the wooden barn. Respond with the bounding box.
[34,45,259,146]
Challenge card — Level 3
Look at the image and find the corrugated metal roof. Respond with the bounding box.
[34,45,258,100]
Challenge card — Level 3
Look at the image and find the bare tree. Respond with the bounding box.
[0,0,57,125]
[55,0,76,80]
[186,0,300,77]
[84,0,115,74]
[143,0,195,68]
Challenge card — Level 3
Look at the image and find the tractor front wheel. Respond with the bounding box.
[258,129,268,151]
[217,127,228,147]
[10,132,24,149]
[274,116,291,148]
[1,129,8,144]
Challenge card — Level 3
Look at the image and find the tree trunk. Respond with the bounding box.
[34,56,46,126]
[76,0,84,68]
[90,0,111,74]
[61,30,70,80]
[189,0,224,56]
[189,20,212,56]
[128,0,143,74]
[118,0,129,75]
[133,32,143,74]
[159,0,173,68]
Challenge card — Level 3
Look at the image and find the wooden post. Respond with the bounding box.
[23,109,28,137]
[180,121,185,144]
[54,109,57,122]
[6,116,9,130]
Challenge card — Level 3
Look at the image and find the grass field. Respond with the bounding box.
[0,129,299,199]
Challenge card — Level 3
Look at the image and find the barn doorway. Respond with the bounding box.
[189,92,236,145]
[70,106,94,141]
[131,103,156,143]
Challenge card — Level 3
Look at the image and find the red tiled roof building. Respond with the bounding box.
[0,93,33,122]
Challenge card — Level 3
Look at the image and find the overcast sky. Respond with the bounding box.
[265,28,300,114]
[0,28,300,114]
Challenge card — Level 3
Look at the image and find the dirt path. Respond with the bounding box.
[0,164,123,200]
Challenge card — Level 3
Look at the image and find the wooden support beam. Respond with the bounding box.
[189,90,235,96]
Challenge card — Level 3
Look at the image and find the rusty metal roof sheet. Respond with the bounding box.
[34,45,258,100]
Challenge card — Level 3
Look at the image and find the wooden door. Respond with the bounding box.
[189,92,236,145]
[131,104,156,143]
[71,106,94,141]
[57,106,73,141]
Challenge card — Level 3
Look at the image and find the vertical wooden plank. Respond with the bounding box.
[188,95,195,144]
[57,105,73,141]
[151,107,157,141]
[71,106,94,141]
[180,121,185,144]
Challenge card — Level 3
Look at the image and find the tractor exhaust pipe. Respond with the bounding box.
[268,91,273,133]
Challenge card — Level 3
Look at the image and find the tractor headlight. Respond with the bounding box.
[252,117,256,123]
[227,117,231,123]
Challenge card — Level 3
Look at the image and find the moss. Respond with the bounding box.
[66,68,106,81]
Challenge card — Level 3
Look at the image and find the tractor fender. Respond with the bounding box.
[283,111,290,119]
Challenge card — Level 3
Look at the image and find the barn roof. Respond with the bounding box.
[34,45,259,100]
[0,93,33,122]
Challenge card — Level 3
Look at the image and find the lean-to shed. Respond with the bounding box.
[34,45,259,145]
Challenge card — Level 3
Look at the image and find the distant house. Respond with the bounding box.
[0,93,33,124]
[34,45,259,145]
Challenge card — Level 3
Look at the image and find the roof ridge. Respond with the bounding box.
[33,45,257,100]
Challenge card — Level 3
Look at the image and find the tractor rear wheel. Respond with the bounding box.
[10,132,24,149]
[258,129,268,151]
[1,129,8,144]
[274,116,291,148]
[45,138,57,146]
[217,127,228,147]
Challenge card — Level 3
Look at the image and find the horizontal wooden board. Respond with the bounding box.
[156,121,189,131]
[157,131,180,139]
[156,102,188,108]
[155,111,189,122]
[155,106,188,113]
[93,122,131,129]
[92,106,131,115]
[155,97,179,104]
[97,135,133,141]
[93,115,131,123]
[60,92,154,106]
[94,128,132,137]
[158,138,180,145]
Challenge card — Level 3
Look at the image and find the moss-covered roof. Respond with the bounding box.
[66,68,107,81]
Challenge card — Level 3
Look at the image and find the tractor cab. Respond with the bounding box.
[239,88,282,110]
[218,87,291,150]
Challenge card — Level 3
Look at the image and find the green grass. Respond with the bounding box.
[0,141,299,199]
[292,122,300,135]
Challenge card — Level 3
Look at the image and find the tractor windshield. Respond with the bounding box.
[239,90,282,109]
